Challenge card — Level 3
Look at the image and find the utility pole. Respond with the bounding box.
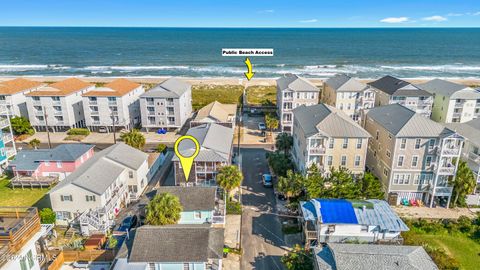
[112,113,117,144]
[43,106,52,149]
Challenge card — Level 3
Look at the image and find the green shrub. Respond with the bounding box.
[226,200,242,215]
[156,143,167,154]
[10,116,35,135]
[67,128,90,136]
[39,208,56,224]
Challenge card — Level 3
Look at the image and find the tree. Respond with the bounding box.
[281,244,313,270]
[120,129,145,150]
[39,208,56,224]
[145,192,183,225]
[265,113,279,142]
[277,170,305,201]
[156,143,167,154]
[276,132,293,154]
[107,234,118,249]
[10,116,35,135]
[358,172,384,199]
[28,138,40,149]
[216,165,243,198]
[450,160,476,207]
[267,151,294,177]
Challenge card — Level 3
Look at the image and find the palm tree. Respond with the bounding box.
[145,192,183,225]
[450,160,476,207]
[120,129,146,150]
[277,170,304,202]
[265,113,279,142]
[28,138,40,149]
[216,165,243,198]
[275,133,293,154]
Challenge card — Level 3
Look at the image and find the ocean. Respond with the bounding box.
[0,27,480,79]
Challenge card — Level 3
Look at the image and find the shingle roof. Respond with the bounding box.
[418,79,480,99]
[446,118,480,146]
[140,77,191,98]
[121,225,224,263]
[156,186,216,211]
[325,74,368,92]
[277,74,319,92]
[293,103,371,138]
[0,78,44,95]
[27,78,93,96]
[366,104,454,138]
[10,144,94,171]
[83,78,141,97]
[314,244,438,270]
[368,75,431,97]
[193,101,237,123]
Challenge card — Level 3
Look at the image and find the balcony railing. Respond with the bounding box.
[110,111,118,116]
[99,184,127,215]
[2,133,13,142]
[52,101,62,106]
[438,166,456,175]
[108,101,117,106]
[35,110,44,116]
[147,111,155,116]
[166,102,175,106]
[0,119,10,128]
[438,147,461,156]
[5,147,16,157]
[454,102,465,108]
[53,110,63,116]
[89,100,98,105]
[309,147,326,155]
[196,165,216,172]
[90,110,99,115]
[468,152,480,163]
[92,121,101,125]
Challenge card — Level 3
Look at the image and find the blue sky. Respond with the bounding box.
[1,0,479,27]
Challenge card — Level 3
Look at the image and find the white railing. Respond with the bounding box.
[166,102,175,106]
[212,216,225,224]
[100,184,127,215]
[53,110,63,116]
[309,147,326,155]
[438,166,456,175]
[146,101,155,106]
[89,100,98,105]
[468,152,480,163]
[90,110,99,115]
[5,147,16,157]
[2,133,13,142]
[0,119,9,127]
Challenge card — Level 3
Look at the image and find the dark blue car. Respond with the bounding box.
[118,215,138,232]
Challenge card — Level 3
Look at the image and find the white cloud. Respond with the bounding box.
[447,13,463,17]
[299,19,318,23]
[474,12,480,16]
[380,17,409,23]
[422,15,448,22]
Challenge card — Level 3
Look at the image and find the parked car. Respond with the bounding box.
[98,126,108,133]
[258,122,266,130]
[118,215,138,232]
[72,261,90,268]
[262,174,273,187]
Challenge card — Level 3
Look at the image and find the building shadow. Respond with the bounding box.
[251,252,285,270]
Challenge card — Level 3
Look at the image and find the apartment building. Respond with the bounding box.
[368,75,433,118]
[26,78,94,131]
[363,104,464,207]
[140,78,192,131]
[173,123,234,186]
[276,74,320,133]
[0,78,44,117]
[418,79,480,123]
[0,105,16,170]
[292,103,370,176]
[83,78,144,131]
[322,74,375,122]
[191,101,237,128]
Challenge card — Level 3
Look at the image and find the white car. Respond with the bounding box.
[258,122,266,130]
[72,261,90,268]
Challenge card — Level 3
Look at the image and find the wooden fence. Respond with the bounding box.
[47,251,64,270]
[62,249,117,262]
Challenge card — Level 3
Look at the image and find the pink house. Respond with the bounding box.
[9,144,95,181]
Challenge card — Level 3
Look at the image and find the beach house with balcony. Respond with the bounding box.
[299,199,408,248]
[368,75,433,118]
[363,104,464,207]
[190,101,237,128]
[173,123,234,186]
[322,74,376,123]
[83,78,144,132]
[139,78,192,131]
[112,225,224,270]
[26,78,94,132]
[292,103,371,176]
[0,106,16,170]
[276,74,320,133]
[49,143,148,234]
[418,79,480,123]
[0,78,44,118]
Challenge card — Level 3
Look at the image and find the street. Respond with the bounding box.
[240,148,287,270]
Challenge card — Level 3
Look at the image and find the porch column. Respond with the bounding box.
[446,195,451,209]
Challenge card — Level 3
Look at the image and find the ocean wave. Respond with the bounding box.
[381,65,480,72]
[81,65,190,71]
[0,64,71,72]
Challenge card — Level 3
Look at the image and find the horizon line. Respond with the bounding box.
[1,26,480,29]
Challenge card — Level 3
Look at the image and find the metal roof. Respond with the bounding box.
[446,118,480,147]
[276,74,319,92]
[368,75,431,97]
[140,77,191,98]
[418,79,480,99]
[325,74,368,92]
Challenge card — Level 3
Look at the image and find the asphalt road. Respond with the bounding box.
[240,148,287,270]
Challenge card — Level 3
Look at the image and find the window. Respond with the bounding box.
[60,195,73,201]
[400,138,406,149]
[429,139,436,149]
[386,150,391,158]
[356,138,362,149]
[393,174,400,184]
[27,250,34,268]
[426,156,433,167]
[19,256,28,270]
[341,155,347,166]
[361,225,368,232]
[86,195,96,202]
[129,171,134,178]
[411,156,419,167]
[56,211,72,220]
[394,174,411,185]
[383,168,389,177]
[327,156,333,166]
[375,131,379,140]
[56,161,62,168]
[354,155,361,167]
[327,225,335,233]
[342,138,348,149]
[415,139,421,149]
[397,156,404,167]
[194,211,202,219]
[329,138,334,149]
[414,174,420,185]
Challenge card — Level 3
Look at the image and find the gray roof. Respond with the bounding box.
[314,244,438,270]
[119,225,224,263]
[50,143,148,195]
[446,118,480,146]
[193,101,237,123]
[172,123,233,162]
[418,79,480,99]
[366,104,455,138]
[140,77,191,98]
[156,186,216,211]
[368,75,431,97]
[277,74,319,92]
[293,103,371,138]
[9,144,94,171]
[325,74,368,92]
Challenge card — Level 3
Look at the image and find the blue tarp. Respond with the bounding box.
[318,199,358,224]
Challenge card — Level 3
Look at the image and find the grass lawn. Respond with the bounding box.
[192,85,243,110]
[246,85,277,105]
[0,178,51,208]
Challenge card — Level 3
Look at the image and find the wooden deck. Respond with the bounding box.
[10,176,59,189]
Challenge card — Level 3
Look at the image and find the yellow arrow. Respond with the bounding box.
[244,57,255,80]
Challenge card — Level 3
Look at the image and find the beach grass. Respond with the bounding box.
[246,85,277,105]
[0,177,51,208]
[192,85,243,110]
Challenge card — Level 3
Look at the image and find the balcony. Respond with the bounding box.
[92,121,101,125]
[429,186,453,196]
[32,100,41,106]
[283,95,293,101]
[196,165,216,172]
[2,133,13,143]
[53,110,63,116]
[309,146,326,155]
[55,121,65,125]
[52,100,62,106]
[0,119,9,128]
[11,175,59,189]
[167,111,175,116]
[89,100,98,105]
[147,111,155,116]
[90,110,99,115]
[34,110,44,116]
[438,147,461,156]
[110,111,119,116]
[454,101,465,108]
[100,184,127,215]
[5,147,16,158]
[146,101,155,106]
[108,101,117,106]
[166,102,175,106]
[438,166,456,175]
[468,152,480,163]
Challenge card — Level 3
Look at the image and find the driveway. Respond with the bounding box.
[240,148,287,270]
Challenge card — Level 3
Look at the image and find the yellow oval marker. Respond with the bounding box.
[174,135,200,182]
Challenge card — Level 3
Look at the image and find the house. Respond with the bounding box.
[418,79,480,123]
[368,75,433,118]
[9,144,94,186]
[276,74,320,133]
[0,78,44,117]
[314,243,438,270]
[363,104,464,207]
[292,103,371,176]
[156,186,225,226]
[173,123,234,186]
[26,78,94,131]
[112,225,224,270]
[299,199,408,248]
[139,78,192,131]
[446,118,480,205]
[83,78,144,131]
[191,101,237,128]
[48,143,148,234]
[322,74,375,123]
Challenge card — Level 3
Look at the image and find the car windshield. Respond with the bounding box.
[264,175,272,181]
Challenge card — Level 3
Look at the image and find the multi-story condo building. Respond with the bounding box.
[173,123,233,186]
[363,104,464,207]
[0,105,16,170]
[292,103,371,176]
[418,79,480,123]
[322,74,376,123]
[26,78,94,132]
[368,75,433,118]
[0,78,44,118]
[140,78,192,131]
[191,101,237,128]
[83,78,144,131]
[276,74,320,133]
